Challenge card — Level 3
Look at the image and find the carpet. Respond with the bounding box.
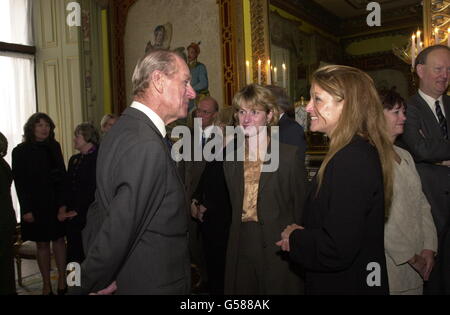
[16,269,59,295]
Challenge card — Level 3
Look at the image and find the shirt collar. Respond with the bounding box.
[131,101,166,137]
[418,89,443,115]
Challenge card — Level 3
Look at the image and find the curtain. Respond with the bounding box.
[0,0,35,221]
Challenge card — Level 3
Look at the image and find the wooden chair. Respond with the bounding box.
[13,225,38,287]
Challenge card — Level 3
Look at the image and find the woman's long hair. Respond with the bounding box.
[23,112,56,143]
[313,65,394,216]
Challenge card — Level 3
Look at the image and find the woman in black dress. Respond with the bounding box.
[58,123,99,264]
[277,65,396,294]
[0,132,17,295]
[12,113,67,295]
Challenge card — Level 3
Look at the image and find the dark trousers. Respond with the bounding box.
[66,223,85,264]
[202,227,229,295]
[0,231,16,295]
[234,222,265,295]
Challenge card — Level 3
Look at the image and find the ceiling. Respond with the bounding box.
[311,0,421,18]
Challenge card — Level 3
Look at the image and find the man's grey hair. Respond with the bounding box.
[132,50,179,97]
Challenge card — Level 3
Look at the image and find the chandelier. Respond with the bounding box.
[393,0,450,70]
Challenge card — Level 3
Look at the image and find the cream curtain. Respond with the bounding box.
[0,0,36,221]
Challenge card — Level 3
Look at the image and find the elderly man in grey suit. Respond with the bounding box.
[398,45,450,294]
[73,50,196,295]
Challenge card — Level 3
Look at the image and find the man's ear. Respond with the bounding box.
[416,64,425,80]
[151,70,165,94]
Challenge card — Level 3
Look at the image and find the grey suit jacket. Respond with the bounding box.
[78,107,190,295]
[397,92,450,237]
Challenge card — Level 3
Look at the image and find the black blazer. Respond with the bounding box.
[223,141,307,294]
[289,137,389,295]
[64,149,98,228]
[78,107,190,295]
[0,158,16,234]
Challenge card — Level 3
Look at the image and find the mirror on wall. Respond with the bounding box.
[267,0,422,154]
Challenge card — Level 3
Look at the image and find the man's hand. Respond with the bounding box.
[89,281,117,295]
[441,160,450,167]
[276,224,304,252]
[22,212,34,223]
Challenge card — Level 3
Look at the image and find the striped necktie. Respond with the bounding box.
[435,100,448,139]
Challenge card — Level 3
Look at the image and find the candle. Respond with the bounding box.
[274,67,277,85]
[416,30,421,54]
[282,63,286,89]
[448,28,450,47]
[435,27,439,44]
[246,60,250,85]
[258,59,261,85]
[411,34,416,70]
[267,60,271,85]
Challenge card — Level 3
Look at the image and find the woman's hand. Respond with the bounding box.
[57,206,78,222]
[190,199,199,219]
[22,212,34,223]
[276,224,304,252]
[420,249,435,281]
[408,254,427,279]
[197,204,207,222]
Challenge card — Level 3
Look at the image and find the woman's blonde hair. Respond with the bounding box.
[313,65,394,216]
[232,84,280,126]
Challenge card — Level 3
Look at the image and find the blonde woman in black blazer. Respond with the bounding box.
[223,84,307,294]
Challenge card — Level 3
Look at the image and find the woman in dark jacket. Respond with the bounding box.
[223,84,307,294]
[12,113,67,295]
[277,65,395,294]
[58,123,99,264]
[0,132,17,295]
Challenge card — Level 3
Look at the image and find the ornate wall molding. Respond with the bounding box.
[250,0,270,84]
[218,0,238,107]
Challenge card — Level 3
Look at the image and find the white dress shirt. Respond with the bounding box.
[131,101,166,137]
[418,89,446,121]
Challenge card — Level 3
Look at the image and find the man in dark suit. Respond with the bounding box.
[74,50,196,294]
[265,85,307,162]
[184,96,219,292]
[397,45,450,294]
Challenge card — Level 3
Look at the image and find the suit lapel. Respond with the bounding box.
[124,107,185,188]
[415,93,444,138]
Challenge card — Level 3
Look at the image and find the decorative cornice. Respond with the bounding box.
[340,4,421,36]
[270,0,339,36]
